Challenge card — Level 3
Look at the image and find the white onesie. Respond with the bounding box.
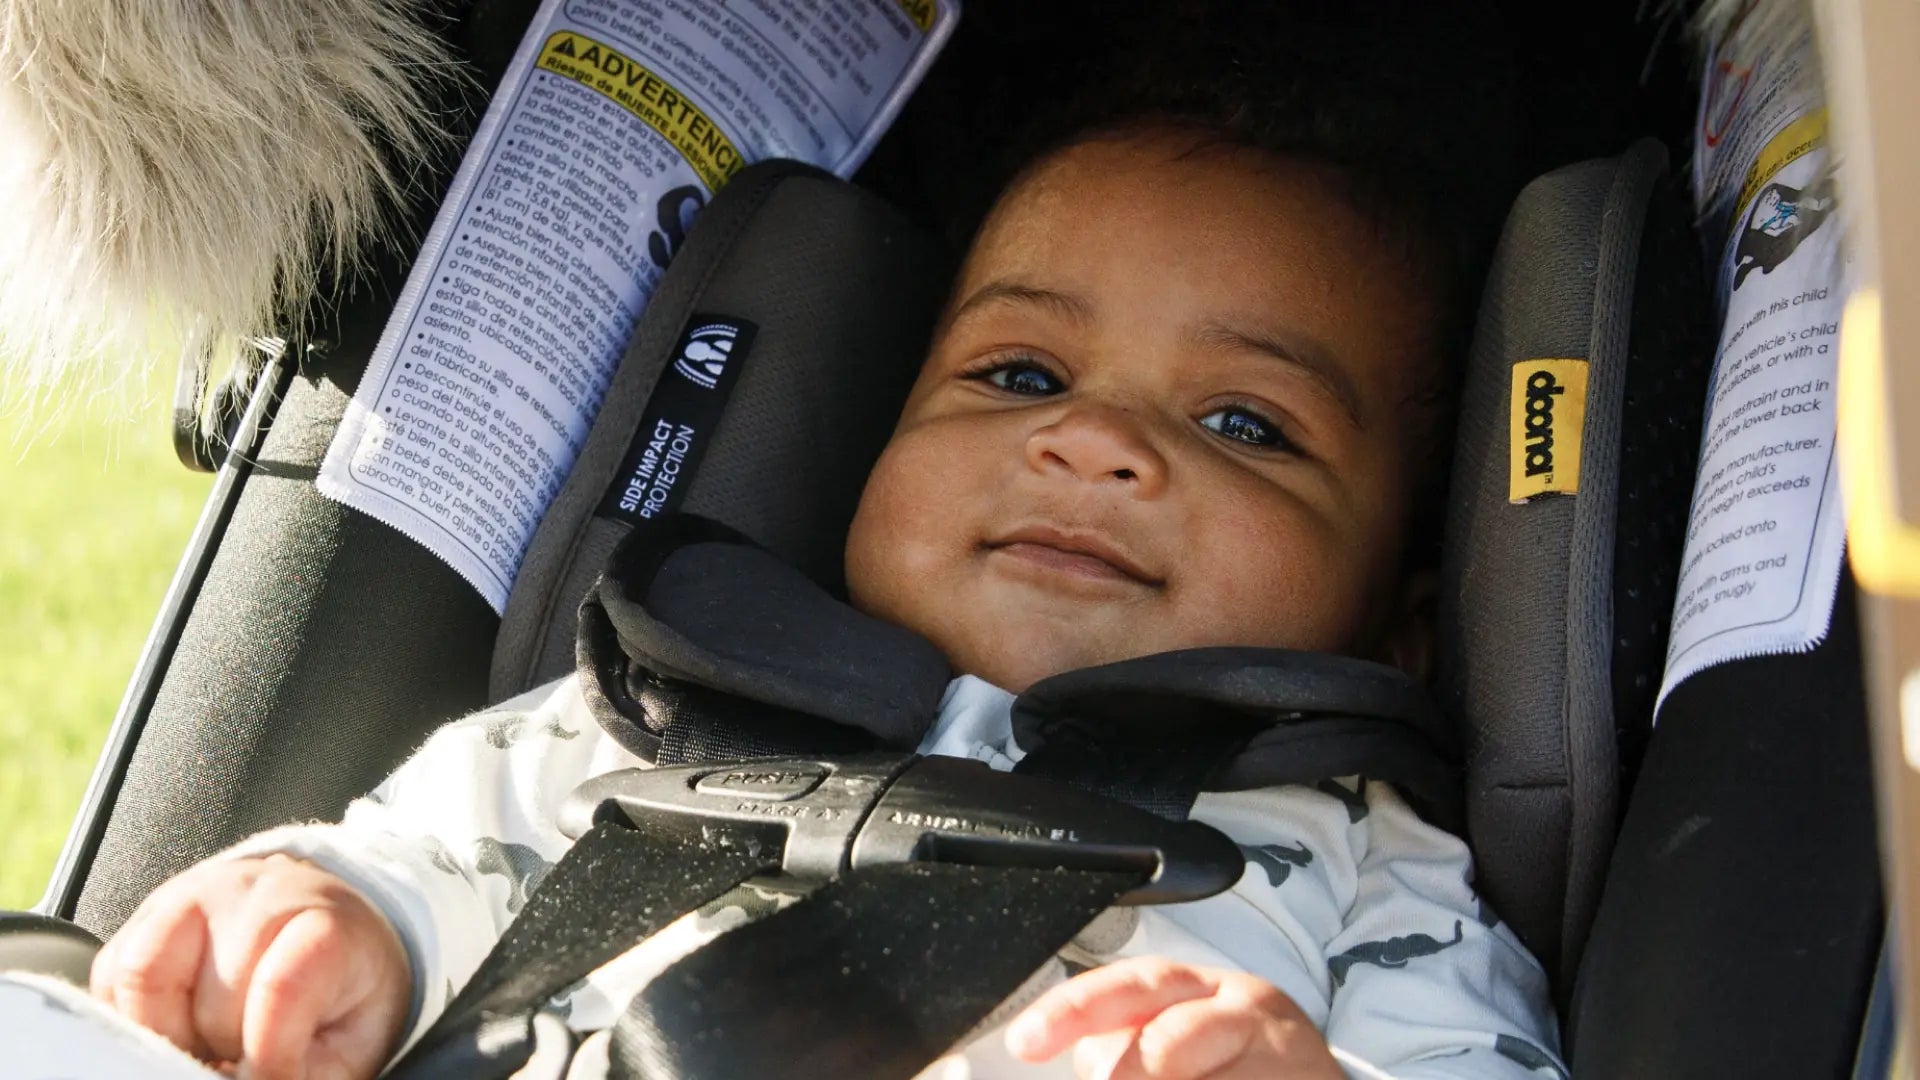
[227,674,1564,1079]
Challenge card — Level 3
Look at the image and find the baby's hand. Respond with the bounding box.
[90,854,410,1080]
[1005,957,1342,1079]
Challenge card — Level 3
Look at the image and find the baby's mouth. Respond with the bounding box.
[982,525,1164,587]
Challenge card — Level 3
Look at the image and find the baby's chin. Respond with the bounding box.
[943,632,1151,694]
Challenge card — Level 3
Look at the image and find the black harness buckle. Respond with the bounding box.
[559,754,1244,905]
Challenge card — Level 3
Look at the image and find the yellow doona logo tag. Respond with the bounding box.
[1508,359,1588,503]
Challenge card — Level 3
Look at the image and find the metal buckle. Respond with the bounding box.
[559,754,1243,905]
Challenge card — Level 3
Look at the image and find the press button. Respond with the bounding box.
[694,765,827,801]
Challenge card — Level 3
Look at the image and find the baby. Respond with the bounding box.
[87,119,1560,1079]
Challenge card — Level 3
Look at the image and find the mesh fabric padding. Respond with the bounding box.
[74,367,497,937]
[491,163,950,698]
[1604,181,1714,796]
[1437,140,1669,988]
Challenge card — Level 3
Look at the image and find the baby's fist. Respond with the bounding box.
[1006,957,1342,1079]
[91,853,410,1080]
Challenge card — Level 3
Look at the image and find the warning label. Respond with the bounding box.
[1732,108,1826,227]
[318,0,956,610]
[891,0,938,33]
[537,32,743,190]
[1659,15,1845,712]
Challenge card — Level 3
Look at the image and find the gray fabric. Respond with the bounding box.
[1601,183,1718,774]
[1556,139,1664,978]
[74,372,498,937]
[1437,140,1665,987]
[492,164,951,699]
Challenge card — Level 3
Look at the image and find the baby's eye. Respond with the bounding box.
[1200,406,1292,451]
[971,359,1064,396]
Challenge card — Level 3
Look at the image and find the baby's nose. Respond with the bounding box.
[1024,403,1168,496]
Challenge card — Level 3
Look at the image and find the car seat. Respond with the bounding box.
[7,3,1886,1078]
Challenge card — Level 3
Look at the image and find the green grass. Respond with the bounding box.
[0,386,213,909]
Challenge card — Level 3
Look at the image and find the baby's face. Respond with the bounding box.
[846,132,1442,691]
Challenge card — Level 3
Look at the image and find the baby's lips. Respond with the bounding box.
[989,539,1146,585]
[983,522,1162,586]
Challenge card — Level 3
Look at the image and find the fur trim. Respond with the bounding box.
[0,0,460,406]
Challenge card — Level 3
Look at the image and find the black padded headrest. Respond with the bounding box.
[491,161,951,698]
[1439,138,1713,990]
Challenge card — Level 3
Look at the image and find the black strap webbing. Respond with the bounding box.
[610,862,1141,1079]
[1012,721,1247,821]
[388,822,779,1079]
[647,677,883,766]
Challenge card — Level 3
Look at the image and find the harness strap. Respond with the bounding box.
[387,822,779,1079]
[385,517,1467,1077]
[1011,720,1246,820]
[610,863,1140,1079]
[644,675,885,766]
[1014,645,1462,828]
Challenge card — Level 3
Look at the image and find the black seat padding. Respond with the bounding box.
[1567,581,1882,1078]
[491,162,950,698]
[1440,139,1713,989]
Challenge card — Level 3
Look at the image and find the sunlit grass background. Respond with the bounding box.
[0,383,212,908]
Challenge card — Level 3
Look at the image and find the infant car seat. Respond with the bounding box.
[5,5,1886,1079]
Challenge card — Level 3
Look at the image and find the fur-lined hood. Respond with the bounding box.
[0,0,460,404]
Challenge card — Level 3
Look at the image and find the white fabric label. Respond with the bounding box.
[318,0,956,611]
[1657,19,1846,713]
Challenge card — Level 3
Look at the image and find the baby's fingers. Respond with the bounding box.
[240,908,361,1080]
[1006,958,1219,1063]
[1071,1029,1139,1080]
[1134,990,1340,1080]
[95,901,214,1061]
[1127,997,1261,1079]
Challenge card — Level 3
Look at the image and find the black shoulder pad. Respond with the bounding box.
[1015,648,1462,831]
[578,515,951,760]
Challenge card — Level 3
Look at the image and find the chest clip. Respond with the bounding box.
[560,754,1244,905]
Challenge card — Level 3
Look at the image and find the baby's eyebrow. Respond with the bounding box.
[944,280,1095,330]
[1194,320,1364,429]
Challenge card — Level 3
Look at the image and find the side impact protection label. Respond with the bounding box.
[316,0,957,612]
[1508,359,1588,502]
[598,314,756,524]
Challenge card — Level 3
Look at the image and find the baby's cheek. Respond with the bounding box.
[844,480,911,621]
[846,436,962,621]
[1176,513,1370,655]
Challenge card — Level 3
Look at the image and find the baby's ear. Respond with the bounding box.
[1378,570,1438,684]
